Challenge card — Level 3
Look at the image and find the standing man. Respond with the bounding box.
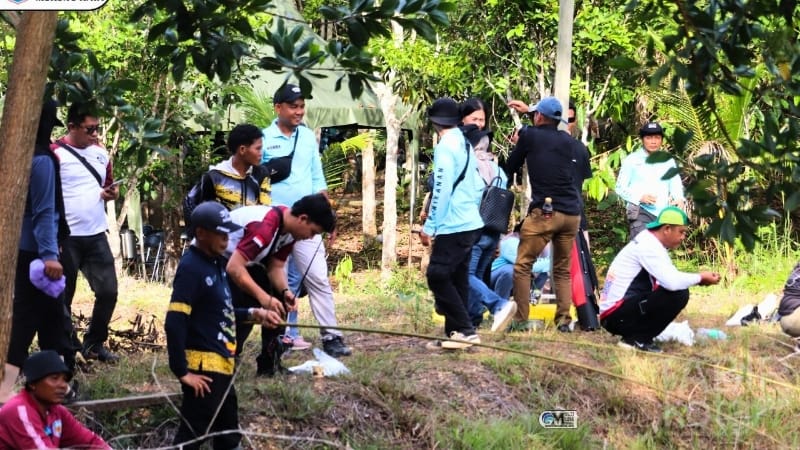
[261,84,351,357]
[504,97,582,333]
[186,123,270,224]
[615,122,685,241]
[599,207,720,352]
[1,100,74,403]
[53,102,119,363]
[420,98,484,349]
[166,202,278,449]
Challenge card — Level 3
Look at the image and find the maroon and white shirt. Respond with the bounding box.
[230,205,294,263]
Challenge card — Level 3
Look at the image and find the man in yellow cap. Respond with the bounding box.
[598,207,720,352]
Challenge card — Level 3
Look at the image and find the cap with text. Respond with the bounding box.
[191,201,242,234]
[273,84,304,104]
[639,122,664,137]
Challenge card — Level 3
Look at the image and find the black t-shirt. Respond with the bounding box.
[504,124,582,215]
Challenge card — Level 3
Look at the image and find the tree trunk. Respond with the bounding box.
[376,82,401,279]
[553,0,575,126]
[361,132,377,244]
[0,12,58,374]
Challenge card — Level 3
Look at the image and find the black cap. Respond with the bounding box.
[639,121,664,137]
[23,350,72,385]
[191,201,242,234]
[427,97,460,126]
[273,84,304,104]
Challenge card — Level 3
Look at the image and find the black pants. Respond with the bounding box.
[7,250,75,370]
[174,370,240,450]
[62,233,118,347]
[601,288,690,343]
[230,264,285,371]
[426,229,481,337]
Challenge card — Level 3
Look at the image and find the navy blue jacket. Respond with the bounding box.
[165,246,249,377]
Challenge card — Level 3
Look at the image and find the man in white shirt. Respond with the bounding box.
[53,102,120,363]
[615,122,685,241]
[599,207,720,352]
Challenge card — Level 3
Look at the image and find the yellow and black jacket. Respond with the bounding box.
[199,158,271,211]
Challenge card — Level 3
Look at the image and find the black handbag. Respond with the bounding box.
[263,132,298,183]
[479,176,515,233]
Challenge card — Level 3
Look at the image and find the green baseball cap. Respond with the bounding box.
[646,206,689,229]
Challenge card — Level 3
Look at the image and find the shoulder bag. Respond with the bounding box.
[479,175,515,233]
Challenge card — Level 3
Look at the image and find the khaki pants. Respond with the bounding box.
[780,308,800,337]
[513,208,580,326]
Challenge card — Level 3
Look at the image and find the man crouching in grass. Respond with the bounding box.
[165,202,279,450]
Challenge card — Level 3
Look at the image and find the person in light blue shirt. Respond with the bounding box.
[459,98,517,333]
[490,232,551,300]
[420,98,484,350]
[260,83,351,358]
[615,122,685,241]
[261,120,326,207]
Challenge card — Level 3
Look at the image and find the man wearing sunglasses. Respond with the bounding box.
[52,102,120,364]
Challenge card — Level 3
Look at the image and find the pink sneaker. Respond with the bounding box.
[290,336,312,350]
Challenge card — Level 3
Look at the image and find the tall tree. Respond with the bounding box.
[0,11,58,377]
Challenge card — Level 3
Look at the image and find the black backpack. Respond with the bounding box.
[182,172,212,235]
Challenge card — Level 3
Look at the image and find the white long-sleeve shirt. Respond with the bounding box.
[599,230,701,317]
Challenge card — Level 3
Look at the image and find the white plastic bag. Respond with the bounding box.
[287,348,351,377]
[654,320,695,346]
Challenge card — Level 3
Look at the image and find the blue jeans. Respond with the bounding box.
[491,265,548,299]
[467,232,507,326]
[285,256,302,339]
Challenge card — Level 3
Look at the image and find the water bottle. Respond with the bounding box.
[542,197,553,219]
[697,328,727,340]
[530,289,541,305]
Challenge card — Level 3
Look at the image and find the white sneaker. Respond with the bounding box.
[441,331,480,349]
[491,302,518,333]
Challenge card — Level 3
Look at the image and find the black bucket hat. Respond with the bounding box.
[427,98,460,126]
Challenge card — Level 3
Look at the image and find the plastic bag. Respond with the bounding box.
[287,348,351,377]
[654,320,695,346]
